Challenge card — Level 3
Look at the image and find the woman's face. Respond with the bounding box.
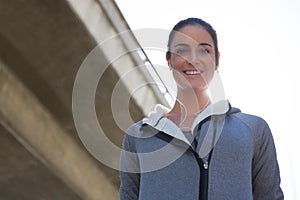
[168,25,217,91]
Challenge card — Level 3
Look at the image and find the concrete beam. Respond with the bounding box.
[0,60,118,199]
[66,0,169,115]
[0,0,170,199]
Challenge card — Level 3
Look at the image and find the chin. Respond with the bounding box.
[178,82,209,92]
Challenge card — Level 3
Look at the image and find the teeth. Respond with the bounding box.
[184,70,202,75]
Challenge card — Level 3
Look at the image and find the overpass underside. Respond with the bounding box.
[0,0,167,199]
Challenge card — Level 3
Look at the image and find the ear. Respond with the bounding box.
[216,52,220,70]
[166,51,171,68]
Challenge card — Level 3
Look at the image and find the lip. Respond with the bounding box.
[182,69,204,76]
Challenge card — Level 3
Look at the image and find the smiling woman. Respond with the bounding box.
[168,25,216,95]
[166,22,217,129]
[119,17,284,200]
[115,0,300,199]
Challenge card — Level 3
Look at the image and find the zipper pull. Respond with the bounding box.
[203,160,209,169]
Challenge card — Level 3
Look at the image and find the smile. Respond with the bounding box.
[183,70,203,75]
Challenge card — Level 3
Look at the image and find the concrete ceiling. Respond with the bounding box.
[0,123,81,200]
[0,0,165,199]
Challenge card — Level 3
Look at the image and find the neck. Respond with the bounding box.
[172,87,211,116]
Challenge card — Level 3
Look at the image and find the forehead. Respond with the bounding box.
[171,25,214,47]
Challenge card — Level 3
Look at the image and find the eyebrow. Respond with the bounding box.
[199,43,213,47]
[174,43,213,48]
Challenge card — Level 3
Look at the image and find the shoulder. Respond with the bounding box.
[228,108,269,131]
[227,108,273,144]
[123,120,144,144]
[126,120,143,135]
[123,120,159,144]
[122,121,143,151]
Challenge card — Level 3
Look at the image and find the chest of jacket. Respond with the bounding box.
[134,116,254,200]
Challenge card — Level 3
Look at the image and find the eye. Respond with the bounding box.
[199,48,209,54]
[175,49,187,55]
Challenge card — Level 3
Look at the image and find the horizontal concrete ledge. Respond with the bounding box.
[0,60,119,199]
[67,0,169,115]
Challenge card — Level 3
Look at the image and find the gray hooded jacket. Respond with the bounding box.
[120,101,284,200]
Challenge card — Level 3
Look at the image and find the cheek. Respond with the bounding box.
[201,58,216,83]
[204,54,217,70]
[170,55,184,67]
[204,64,215,81]
[205,69,215,84]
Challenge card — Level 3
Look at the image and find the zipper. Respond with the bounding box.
[199,157,209,200]
[154,128,213,199]
[203,160,209,169]
[192,151,212,200]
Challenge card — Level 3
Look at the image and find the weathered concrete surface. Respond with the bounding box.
[0,0,164,199]
[0,59,119,199]
[0,123,81,200]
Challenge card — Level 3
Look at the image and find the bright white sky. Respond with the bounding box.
[115,0,300,199]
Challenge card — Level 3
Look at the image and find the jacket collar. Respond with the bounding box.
[142,100,231,145]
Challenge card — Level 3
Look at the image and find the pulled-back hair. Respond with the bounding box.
[167,18,219,66]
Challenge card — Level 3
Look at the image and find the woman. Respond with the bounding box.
[120,18,284,200]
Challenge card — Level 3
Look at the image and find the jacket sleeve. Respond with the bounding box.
[252,121,284,200]
[119,133,140,200]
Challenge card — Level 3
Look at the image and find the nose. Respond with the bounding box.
[187,50,200,66]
